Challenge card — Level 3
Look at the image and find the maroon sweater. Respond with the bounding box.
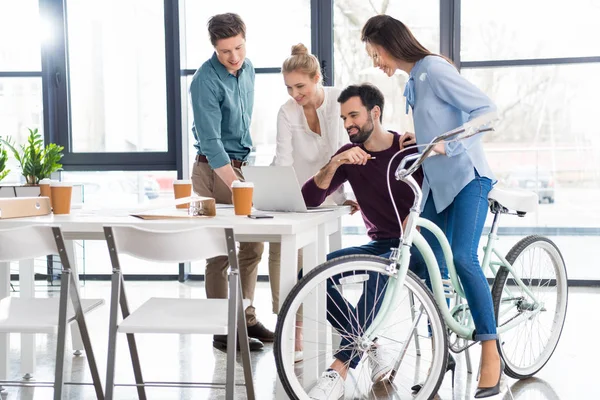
[302,132,423,240]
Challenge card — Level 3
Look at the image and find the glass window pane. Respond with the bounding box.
[186,73,289,167]
[333,1,438,136]
[183,0,311,70]
[0,0,42,71]
[61,171,178,276]
[61,170,177,207]
[461,0,600,61]
[0,77,43,184]
[67,0,168,152]
[462,64,600,228]
[334,0,439,88]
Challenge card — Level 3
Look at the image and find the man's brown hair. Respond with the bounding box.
[207,13,246,46]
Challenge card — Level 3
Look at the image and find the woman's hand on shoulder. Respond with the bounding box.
[400,132,416,150]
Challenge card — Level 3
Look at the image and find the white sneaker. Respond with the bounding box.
[368,344,394,383]
[307,369,345,400]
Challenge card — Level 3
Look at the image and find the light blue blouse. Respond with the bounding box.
[404,55,497,213]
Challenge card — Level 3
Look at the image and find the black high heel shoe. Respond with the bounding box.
[474,359,504,398]
[411,353,456,393]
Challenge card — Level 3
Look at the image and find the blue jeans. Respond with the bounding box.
[326,239,399,369]
[414,173,497,341]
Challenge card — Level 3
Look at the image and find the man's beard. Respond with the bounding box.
[348,114,375,144]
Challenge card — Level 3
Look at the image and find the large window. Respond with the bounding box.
[460,1,600,282]
[183,0,311,70]
[66,0,168,153]
[181,0,311,166]
[461,0,600,61]
[333,0,439,133]
[0,0,42,71]
[0,0,43,184]
[464,64,600,228]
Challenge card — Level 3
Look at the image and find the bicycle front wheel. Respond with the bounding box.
[492,235,568,379]
[274,255,448,400]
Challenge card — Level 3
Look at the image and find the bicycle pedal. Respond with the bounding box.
[442,279,455,297]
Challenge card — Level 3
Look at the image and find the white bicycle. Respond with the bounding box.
[274,120,568,399]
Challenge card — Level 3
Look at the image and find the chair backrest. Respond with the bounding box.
[104,225,233,264]
[0,225,59,262]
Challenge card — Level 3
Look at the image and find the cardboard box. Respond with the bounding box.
[0,197,51,219]
[0,185,41,198]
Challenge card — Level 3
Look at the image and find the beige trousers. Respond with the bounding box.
[268,243,303,314]
[191,161,264,326]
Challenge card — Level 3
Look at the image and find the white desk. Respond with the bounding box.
[0,206,347,389]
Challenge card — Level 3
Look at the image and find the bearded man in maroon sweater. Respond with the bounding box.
[301,83,425,397]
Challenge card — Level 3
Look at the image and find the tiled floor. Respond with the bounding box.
[0,280,596,399]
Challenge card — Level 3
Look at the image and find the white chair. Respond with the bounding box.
[102,225,255,400]
[0,225,104,400]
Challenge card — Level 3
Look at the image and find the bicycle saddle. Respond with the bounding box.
[488,187,538,214]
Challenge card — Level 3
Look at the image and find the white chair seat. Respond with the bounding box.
[118,298,251,335]
[488,187,538,213]
[0,297,104,334]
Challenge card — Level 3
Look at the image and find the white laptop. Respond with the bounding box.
[242,166,335,213]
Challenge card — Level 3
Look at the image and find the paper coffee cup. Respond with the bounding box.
[39,178,52,200]
[173,179,192,209]
[50,182,73,215]
[232,180,253,216]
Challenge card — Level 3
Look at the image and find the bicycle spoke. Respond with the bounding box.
[359,274,392,336]
[327,276,362,334]
[276,257,448,399]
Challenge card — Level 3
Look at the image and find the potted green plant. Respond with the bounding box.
[1,128,64,185]
[0,141,9,182]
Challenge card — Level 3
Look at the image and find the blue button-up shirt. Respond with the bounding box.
[405,55,497,212]
[189,53,255,169]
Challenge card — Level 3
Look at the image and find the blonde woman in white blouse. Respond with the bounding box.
[269,43,359,360]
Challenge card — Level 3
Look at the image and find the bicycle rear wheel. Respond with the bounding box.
[492,235,568,379]
[274,255,448,399]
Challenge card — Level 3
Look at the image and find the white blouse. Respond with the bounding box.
[273,86,350,205]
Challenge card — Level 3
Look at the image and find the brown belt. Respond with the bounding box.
[195,154,248,169]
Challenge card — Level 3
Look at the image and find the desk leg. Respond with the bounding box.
[0,262,10,388]
[278,235,298,310]
[302,238,321,389]
[19,259,35,378]
[318,224,334,371]
[329,218,343,254]
[65,240,84,355]
[275,235,298,400]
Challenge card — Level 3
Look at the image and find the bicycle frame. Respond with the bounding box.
[366,160,546,343]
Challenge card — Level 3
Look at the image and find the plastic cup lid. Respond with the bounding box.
[232,180,253,188]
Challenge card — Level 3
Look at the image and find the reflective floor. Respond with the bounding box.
[0,281,595,399]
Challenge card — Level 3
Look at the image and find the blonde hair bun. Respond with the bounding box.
[291,43,309,56]
[283,43,322,84]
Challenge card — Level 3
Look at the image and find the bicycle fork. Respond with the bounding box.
[388,303,426,383]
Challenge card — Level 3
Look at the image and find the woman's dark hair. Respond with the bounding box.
[208,13,246,46]
[337,84,385,122]
[361,15,432,63]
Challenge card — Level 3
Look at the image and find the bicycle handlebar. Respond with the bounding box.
[395,111,498,181]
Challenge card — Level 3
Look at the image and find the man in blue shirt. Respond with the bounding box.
[189,13,272,351]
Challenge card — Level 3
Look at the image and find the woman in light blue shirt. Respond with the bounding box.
[362,15,501,398]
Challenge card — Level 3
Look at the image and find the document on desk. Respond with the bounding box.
[130,208,209,220]
[130,195,216,219]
